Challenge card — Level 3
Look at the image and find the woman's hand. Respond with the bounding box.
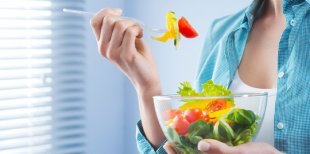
[90,8,165,148]
[164,139,283,154]
[90,8,160,94]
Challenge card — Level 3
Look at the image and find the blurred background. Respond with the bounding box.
[0,0,251,154]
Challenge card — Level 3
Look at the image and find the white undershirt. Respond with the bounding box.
[229,72,277,145]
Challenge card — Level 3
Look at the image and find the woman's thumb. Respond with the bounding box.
[198,139,237,154]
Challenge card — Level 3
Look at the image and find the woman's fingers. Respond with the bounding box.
[198,139,239,154]
[99,15,122,58]
[90,8,122,41]
[90,8,144,63]
[109,20,139,49]
[163,142,177,154]
[121,25,143,50]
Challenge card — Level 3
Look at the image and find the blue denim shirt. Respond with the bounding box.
[136,0,310,153]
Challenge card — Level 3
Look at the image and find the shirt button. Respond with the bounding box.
[277,122,284,130]
[278,71,284,78]
[290,19,296,26]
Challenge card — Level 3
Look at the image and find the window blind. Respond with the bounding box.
[0,0,86,153]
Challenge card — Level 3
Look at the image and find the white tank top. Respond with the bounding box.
[229,72,276,145]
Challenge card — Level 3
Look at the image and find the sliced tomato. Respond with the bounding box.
[184,108,204,123]
[205,99,231,113]
[163,109,182,120]
[172,115,190,135]
[178,16,198,38]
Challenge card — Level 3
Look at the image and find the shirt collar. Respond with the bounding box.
[242,0,264,28]
[283,0,308,6]
[243,0,310,27]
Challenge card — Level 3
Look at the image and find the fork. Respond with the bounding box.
[63,8,166,33]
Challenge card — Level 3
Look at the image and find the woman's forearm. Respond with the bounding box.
[137,86,165,149]
[90,7,166,150]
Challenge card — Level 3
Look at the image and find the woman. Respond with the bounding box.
[90,0,310,153]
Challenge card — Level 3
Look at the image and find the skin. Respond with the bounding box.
[90,0,285,153]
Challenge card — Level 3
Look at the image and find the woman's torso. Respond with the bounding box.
[196,1,310,153]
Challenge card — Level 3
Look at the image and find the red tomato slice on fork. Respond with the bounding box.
[178,16,198,38]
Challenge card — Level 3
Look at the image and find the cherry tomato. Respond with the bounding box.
[205,99,228,113]
[178,16,198,38]
[173,115,190,135]
[163,109,182,120]
[184,108,204,123]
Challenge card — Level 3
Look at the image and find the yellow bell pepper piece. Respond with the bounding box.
[179,100,213,111]
[209,107,233,119]
[166,11,178,38]
[152,11,180,48]
[151,32,172,42]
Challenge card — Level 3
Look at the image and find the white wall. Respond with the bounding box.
[85,0,252,154]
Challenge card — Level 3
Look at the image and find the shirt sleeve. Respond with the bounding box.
[136,121,167,154]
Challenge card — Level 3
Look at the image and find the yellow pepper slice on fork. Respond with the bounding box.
[152,11,180,48]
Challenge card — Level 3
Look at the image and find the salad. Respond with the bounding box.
[164,80,259,153]
[152,11,198,48]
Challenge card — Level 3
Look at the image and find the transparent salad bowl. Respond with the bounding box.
[154,93,268,154]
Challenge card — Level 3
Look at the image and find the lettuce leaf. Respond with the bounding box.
[177,80,231,96]
[200,80,232,97]
[177,81,199,96]
[177,80,234,105]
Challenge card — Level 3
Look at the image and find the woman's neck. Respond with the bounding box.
[264,0,284,17]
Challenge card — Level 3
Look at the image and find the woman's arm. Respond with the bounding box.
[90,8,165,148]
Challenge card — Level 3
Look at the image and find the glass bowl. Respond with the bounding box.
[154,93,268,154]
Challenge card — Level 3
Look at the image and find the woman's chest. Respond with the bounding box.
[238,18,286,89]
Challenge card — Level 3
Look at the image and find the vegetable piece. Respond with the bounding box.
[152,11,180,48]
[173,17,181,48]
[167,127,181,144]
[233,129,251,145]
[177,80,233,111]
[177,82,212,110]
[213,119,235,143]
[179,100,212,111]
[208,107,232,119]
[177,81,199,96]
[201,80,234,105]
[164,109,182,120]
[226,108,256,125]
[187,120,213,139]
[173,115,190,135]
[184,108,205,123]
[152,32,171,42]
[178,16,198,38]
[205,99,233,113]
[233,122,258,146]
[176,136,203,154]
[166,11,178,39]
